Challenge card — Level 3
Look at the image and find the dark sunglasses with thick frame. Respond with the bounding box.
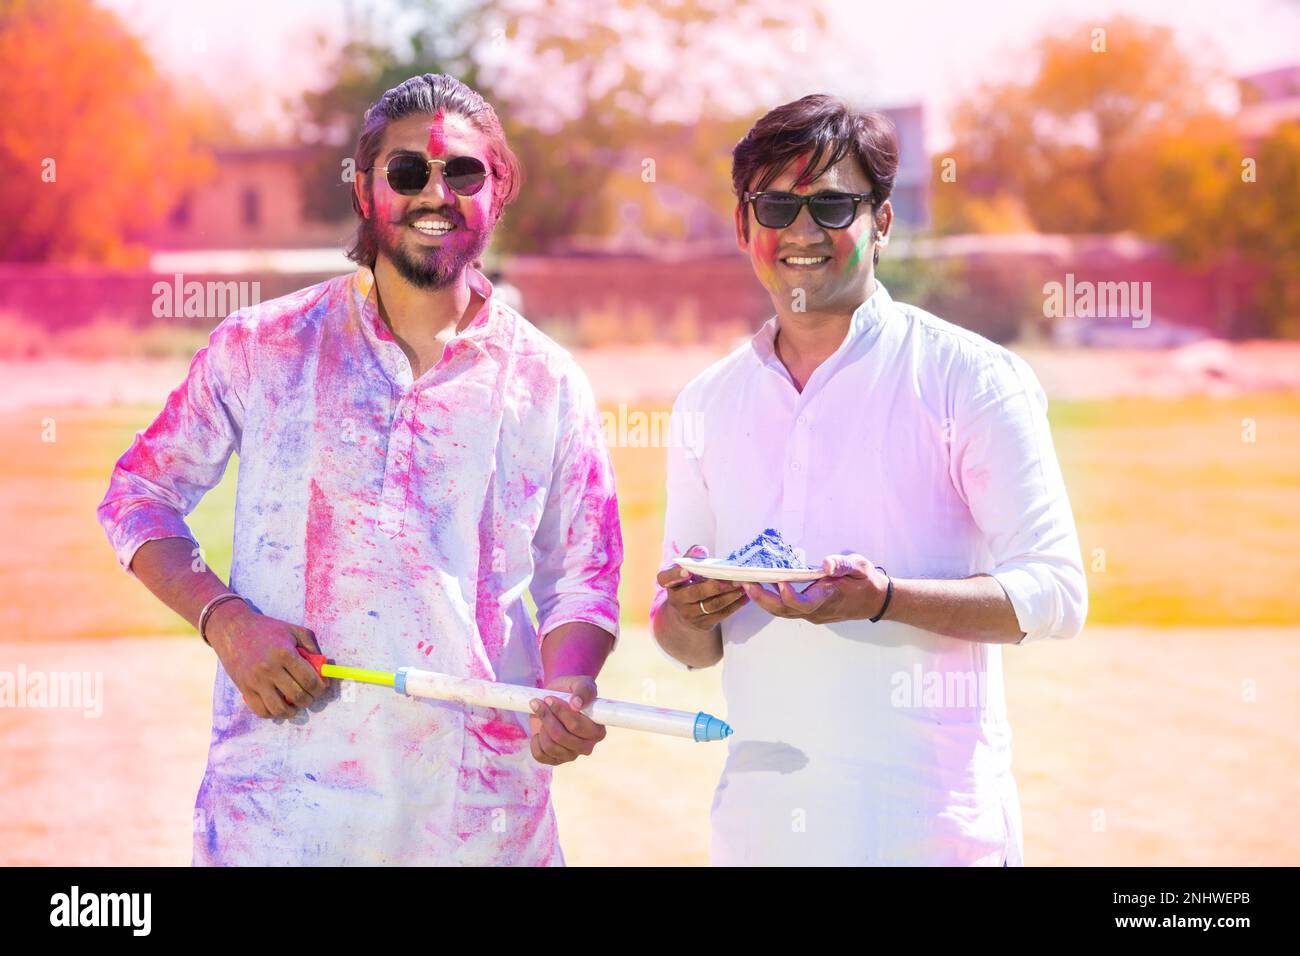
[365,154,490,197]
[743,190,875,230]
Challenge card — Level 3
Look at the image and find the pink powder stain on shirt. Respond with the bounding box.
[563,443,623,584]
[329,759,370,789]
[119,331,244,484]
[483,711,529,742]
[465,711,529,756]
[304,478,338,621]
[475,574,506,663]
[465,712,530,764]
[346,703,383,744]
[963,465,992,496]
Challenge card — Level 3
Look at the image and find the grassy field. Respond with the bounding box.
[1,391,1298,865]
[3,393,1296,642]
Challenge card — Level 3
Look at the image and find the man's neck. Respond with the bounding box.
[772,276,877,388]
[372,257,484,379]
[373,256,481,342]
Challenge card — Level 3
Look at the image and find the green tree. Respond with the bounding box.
[478,0,824,251]
[295,0,480,223]
[296,0,824,252]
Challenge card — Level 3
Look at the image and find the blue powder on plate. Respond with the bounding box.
[725,528,809,569]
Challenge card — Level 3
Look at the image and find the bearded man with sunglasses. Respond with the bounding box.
[97,74,621,865]
[651,95,1087,866]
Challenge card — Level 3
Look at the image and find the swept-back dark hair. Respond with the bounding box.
[732,94,899,267]
[347,73,523,266]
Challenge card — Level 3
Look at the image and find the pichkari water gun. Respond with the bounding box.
[296,648,733,742]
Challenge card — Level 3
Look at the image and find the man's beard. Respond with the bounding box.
[369,210,492,290]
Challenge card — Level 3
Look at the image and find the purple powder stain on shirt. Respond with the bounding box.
[725,528,810,569]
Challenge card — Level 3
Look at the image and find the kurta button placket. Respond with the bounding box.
[783,397,812,541]
[378,389,415,536]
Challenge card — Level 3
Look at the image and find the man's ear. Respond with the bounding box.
[353,171,372,219]
[734,203,750,254]
[874,199,893,252]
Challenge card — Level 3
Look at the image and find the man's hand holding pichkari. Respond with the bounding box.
[205,598,329,719]
[530,621,615,766]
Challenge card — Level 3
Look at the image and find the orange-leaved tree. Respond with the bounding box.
[935,16,1230,235]
[0,0,213,266]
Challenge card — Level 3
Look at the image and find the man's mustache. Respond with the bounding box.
[397,207,463,226]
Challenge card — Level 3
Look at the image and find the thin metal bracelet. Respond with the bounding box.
[869,567,893,623]
[199,592,246,646]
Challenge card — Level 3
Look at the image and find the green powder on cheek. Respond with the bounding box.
[844,229,874,273]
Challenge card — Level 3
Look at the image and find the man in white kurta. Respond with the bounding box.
[659,280,1088,865]
[98,75,622,864]
[97,263,620,865]
[652,95,1086,866]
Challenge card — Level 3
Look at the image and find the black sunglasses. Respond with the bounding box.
[365,155,489,197]
[744,190,874,230]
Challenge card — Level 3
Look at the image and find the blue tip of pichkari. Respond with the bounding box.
[693,711,734,742]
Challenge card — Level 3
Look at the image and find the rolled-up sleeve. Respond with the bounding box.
[652,387,717,670]
[529,363,622,645]
[96,315,250,579]
[951,349,1088,643]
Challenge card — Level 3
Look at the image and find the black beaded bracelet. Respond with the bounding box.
[869,567,893,623]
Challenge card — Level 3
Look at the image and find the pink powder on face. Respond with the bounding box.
[753,227,781,292]
[426,108,447,157]
[787,151,812,187]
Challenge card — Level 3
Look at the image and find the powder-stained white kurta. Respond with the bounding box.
[659,281,1087,866]
[97,265,622,865]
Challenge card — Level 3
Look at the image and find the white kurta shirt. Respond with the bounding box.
[97,265,621,865]
[659,281,1087,866]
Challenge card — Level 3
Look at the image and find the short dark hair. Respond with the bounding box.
[347,74,523,266]
[732,94,899,266]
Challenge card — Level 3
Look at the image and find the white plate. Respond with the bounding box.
[673,556,824,584]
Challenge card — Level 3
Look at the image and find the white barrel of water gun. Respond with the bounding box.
[394,667,731,741]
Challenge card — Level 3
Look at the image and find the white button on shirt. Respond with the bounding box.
[97,265,622,866]
[658,281,1087,866]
